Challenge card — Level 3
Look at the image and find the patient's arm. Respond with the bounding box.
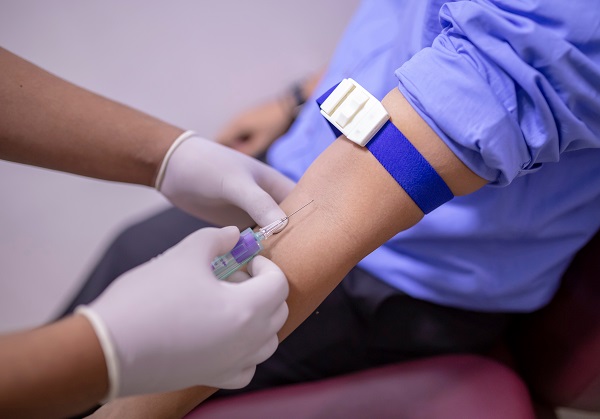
[271,88,485,336]
[90,88,486,418]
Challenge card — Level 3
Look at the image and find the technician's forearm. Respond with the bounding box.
[0,47,182,186]
[0,315,108,418]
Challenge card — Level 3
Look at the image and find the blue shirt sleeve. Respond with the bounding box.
[395,0,600,186]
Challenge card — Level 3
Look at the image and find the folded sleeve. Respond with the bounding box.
[395,0,600,185]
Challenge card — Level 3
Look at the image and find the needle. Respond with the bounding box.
[258,199,315,239]
[285,199,315,220]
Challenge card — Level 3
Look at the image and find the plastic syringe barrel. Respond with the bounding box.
[211,228,264,280]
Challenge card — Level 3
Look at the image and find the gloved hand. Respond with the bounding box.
[156,131,295,228]
[76,226,289,400]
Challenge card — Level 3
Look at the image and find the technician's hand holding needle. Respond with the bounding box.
[77,226,289,398]
[156,130,295,229]
[0,46,293,418]
[212,200,314,280]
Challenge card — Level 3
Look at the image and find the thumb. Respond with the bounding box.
[227,181,288,228]
[239,256,289,310]
[185,226,241,263]
[216,366,257,390]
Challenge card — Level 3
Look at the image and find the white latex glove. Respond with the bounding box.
[76,226,289,400]
[155,131,295,228]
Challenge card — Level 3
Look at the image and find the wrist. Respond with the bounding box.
[154,130,198,190]
[76,306,118,402]
[280,81,308,122]
[148,127,187,188]
[290,81,307,109]
[0,314,109,416]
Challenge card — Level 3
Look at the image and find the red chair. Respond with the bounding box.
[187,229,600,419]
[511,226,600,416]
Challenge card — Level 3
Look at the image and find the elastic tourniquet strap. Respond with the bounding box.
[316,84,453,214]
[365,120,453,214]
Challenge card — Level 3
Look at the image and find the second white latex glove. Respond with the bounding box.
[156,131,295,228]
[77,226,289,399]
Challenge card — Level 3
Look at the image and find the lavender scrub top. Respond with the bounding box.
[267,0,600,312]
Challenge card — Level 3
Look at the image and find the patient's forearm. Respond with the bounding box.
[94,88,486,416]
[268,139,422,337]
[271,87,486,337]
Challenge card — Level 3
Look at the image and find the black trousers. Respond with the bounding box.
[61,207,512,397]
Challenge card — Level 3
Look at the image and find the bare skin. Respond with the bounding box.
[0,47,182,186]
[216,71,323,157]
[0,315,108,418]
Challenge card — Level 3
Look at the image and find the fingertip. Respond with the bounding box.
[218,366,256,390]
[247,255,281,276]
[192,226,241,262]
[246,256,289,299]
[261,208,288,231]
[214,225,240,247]
[229,182,288,229]
[275,301,289,328]
[227,270,251,283]
[219,225,242,252]
[256,335,280,363]
[272,217,288,233]
[221,225,240,237]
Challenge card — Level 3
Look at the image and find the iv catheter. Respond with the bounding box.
[211,200,314,280]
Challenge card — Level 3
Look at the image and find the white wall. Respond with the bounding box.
[0,0,359,333]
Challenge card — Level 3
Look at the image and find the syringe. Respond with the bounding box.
[211,200,314,280]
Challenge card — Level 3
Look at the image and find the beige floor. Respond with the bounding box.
[0,2,597,418]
